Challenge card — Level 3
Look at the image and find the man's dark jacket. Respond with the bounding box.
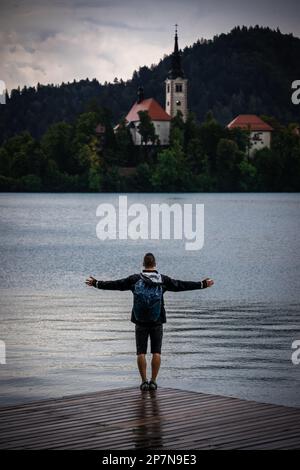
[93,270,208,325]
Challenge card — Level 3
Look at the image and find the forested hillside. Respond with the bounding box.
[1,25,299,143]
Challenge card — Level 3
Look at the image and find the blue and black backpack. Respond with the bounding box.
[133,274,163,322]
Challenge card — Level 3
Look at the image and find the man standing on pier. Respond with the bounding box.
[85,253,214,391]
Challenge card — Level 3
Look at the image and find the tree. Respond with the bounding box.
[216,138,244,191]
[0,148,11,176]
[103,166,123,192]
[4,132,45,179]
[184,112,199,149]
[41,122,74,174]
[151,137,190,191]
[238,160,257,191]
[87,137,102,191]
[114,119,135,165]
[253,126,300,191]
[74,112,99,146]
[199,112,227,171]
[137,111,157,145]
[21,174,42,191]
[169,111,185,148]
[130,163,153,191]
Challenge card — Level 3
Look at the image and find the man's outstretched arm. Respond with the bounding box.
[162,275,214,292]
[85,275,137,291]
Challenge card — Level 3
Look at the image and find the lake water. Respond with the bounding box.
[0,193,299,407]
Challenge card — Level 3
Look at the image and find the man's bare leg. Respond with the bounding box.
[151,353,161,382]
[137,354,147,382]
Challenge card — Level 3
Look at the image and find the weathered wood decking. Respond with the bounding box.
[0,387,299,450]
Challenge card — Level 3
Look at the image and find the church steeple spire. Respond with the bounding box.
[165,25,188,122]
[168,24,184,79]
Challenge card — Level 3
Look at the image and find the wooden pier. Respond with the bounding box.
[0,387,299,450]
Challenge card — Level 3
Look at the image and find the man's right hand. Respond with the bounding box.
[85,276,97,287]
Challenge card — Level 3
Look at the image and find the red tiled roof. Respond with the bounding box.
[125,98,171,122]
[227,115,273,131]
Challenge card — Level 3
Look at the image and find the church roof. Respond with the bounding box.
[227,115,273,131]
[125,98,171,122]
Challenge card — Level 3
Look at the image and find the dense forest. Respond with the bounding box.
[0,107,299,192]
[0,25,299,192]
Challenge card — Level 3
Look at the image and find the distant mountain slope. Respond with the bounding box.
[1,25,299,143]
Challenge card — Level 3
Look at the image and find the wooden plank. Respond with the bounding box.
[38,412,300,450]
[1,400,294,443]
[1,401,287,448]
[0,391,227,422]
[0,394,269,432]
[0,387,299,450]
[3,405,296,449]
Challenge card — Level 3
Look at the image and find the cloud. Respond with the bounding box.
[81,17,164,32]
[0,0,299,91]
[0,1,172,90]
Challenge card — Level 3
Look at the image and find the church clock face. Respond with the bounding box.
[176,100,181,105]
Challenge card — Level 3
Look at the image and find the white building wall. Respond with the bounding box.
[153,121,170,145]
[129,120,170,146]
[249,131,271,156]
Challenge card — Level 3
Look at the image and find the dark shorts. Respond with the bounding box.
[135,324,163,355]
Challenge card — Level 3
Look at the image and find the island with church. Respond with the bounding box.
[0,26,299,192]
[115,27,274,155]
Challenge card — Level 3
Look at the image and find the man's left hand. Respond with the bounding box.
[203,277,214,287]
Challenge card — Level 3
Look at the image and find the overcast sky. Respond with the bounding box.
[1,0,300,91]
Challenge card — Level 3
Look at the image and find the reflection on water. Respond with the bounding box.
[0,193,299,408]
[132,392,163,449]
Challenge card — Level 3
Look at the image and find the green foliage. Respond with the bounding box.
[114,119,135,165]
[41,122,74,174]
[0,175,20,191]
[253,126,300,191]
[0,76,300,192]
[151,137,191,191]
[20,174,42,192]
[170,125,184,148]
[199,113,227,171]
[74,112,99,146]
[87,138,103,192]
[238,160,257,191]
[137,111,157,145]
[0,148,11,176]
[4,132,46,179]
[216,138,244,191]
[170,111,185,145]
[102,166,123,192]
[131,163,153,191]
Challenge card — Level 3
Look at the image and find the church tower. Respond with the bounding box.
[165,25,188,122]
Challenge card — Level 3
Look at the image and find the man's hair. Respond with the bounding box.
[143,252,156,269]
